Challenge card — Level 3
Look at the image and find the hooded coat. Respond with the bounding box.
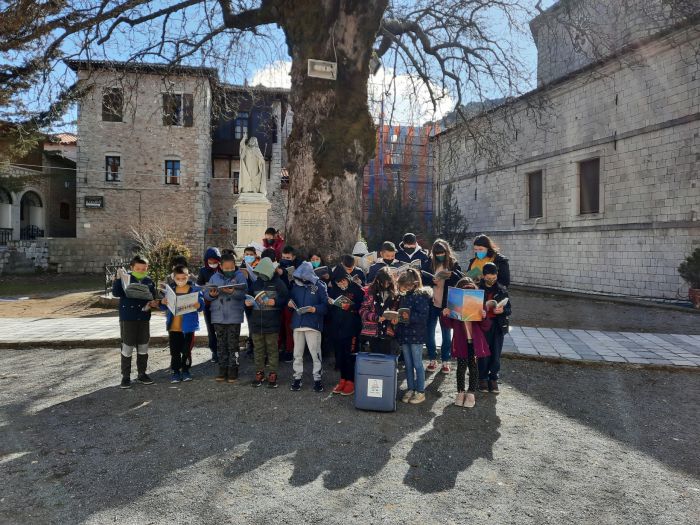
[396,242,430,266]
[395,286,433,345]
[246,257,289,334]
[289,262,329,331]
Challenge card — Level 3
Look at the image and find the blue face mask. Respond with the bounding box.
[475,251,487,260]
[244,255,256,264]
[311,261,321,269]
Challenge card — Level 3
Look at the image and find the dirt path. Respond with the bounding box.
[0,348,697,524]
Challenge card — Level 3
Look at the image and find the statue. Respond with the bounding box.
[239,130,267,196]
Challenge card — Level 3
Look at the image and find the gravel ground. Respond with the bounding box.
[0,346,698,525]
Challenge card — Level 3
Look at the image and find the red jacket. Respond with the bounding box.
[442,316,492,359]
[263,234,285,260]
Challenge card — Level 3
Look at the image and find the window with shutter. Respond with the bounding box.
[183,93,194,127]
[163,93,183,126]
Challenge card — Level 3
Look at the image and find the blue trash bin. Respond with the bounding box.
[354,352,398,412]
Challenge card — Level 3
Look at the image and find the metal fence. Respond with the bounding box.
[0,228,11,245]
[20,225,44,240]
[104,258,130,295]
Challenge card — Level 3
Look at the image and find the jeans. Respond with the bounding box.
[169,331,194,372]
[426,305,452,362]
[401,343,425,393]
[479,323,505,381]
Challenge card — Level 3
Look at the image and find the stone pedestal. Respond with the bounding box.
[234,192,271,249]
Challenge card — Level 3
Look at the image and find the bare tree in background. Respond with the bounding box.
[0,0,696,258]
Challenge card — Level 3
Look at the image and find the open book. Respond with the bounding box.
[434,269,452,280]
[485,297,509,311]
[202,282,247,291]
[162,283,200,316]
[394,259,423,277]
[465,267,483,281]
[446,287,484,322]
[354,251,377,273]
[382,308,411,324]
[121,269,154,301]
[288,300,315,315]
[329,295,353,308]
[285,266,296,281]
[245,290,277,309]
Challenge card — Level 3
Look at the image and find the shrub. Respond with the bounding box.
[678,247,700,289]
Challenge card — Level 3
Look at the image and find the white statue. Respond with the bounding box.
[239,130,267,196]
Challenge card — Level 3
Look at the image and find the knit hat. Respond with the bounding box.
[402,233,417,244]
[352,241,368,256]
[482,262,498,275]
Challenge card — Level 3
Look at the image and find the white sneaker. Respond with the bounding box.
[401,390,414,403]
[409,392,426,404]
[464,392,476,408]
[455,392,466,407]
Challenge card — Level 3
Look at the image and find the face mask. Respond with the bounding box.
[244,255,256,264]
[311,261,321,268]
[404,246,416,254]
[264,238,274,245]
[435,254,446,262]
[175,279,188,287]
[383,258,394,264]
[484,276,497,286]
[208,262,219,269]
[131,271,147,280]
[476,251,487,260]
[223,270,236,278]
[280,259,293,267]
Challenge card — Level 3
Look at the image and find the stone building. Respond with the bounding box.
[433,1,700,300]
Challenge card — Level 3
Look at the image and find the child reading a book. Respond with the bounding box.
[478,262,512,393]
[327,267,365,396]
[359,267,401,355]
[203,253,247,383]
[425,239,464,374]
[113,255,159,389]
[197,247,222,363]
[395,269,432,405]
[245,257,289,389]
[160,265,204,383]
[277,245,302,363]
[367,241,403,283]
[340,254,366,286]
[287,262,329,392]
[442,277,492,408]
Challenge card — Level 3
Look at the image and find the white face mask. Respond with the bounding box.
[208,263,219,269]
[175,280,188,287]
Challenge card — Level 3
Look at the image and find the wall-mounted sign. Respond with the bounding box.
[84,196,104,209]
[307,59,337,80]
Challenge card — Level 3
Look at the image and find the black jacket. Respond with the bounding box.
[395,242,430,266]
[327,281,365,339]
[479,280,512,332]
[367,259,403,283]
[112,274,156,322]
[467,253,511,288]
[246,275,290,334]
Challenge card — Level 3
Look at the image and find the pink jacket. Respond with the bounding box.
[442,316,492,359]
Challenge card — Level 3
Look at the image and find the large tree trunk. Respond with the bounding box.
[279,0,388,261]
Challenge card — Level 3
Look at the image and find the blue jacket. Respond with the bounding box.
[160,284,205,332]
[203,270,247,324]
[395,287,433,345]
[289,263,328,331]
[112,274,156,322]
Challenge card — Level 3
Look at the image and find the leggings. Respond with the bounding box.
[456,340,478,392]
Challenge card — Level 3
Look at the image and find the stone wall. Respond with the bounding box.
[434,24,700,300]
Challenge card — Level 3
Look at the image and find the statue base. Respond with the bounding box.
[234,192,271,250]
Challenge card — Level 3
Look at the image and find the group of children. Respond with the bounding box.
[114,228,512,409]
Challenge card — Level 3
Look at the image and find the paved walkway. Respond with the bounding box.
[0,316,698,368]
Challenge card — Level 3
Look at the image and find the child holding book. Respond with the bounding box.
[478,262,512,393]
[113,255,159,389]
[327,267,365,396]
[197,246,222,363]
[287,262,329,392]
[203,253,247,383]
[442,277,492,408]
[359,267,401,355]
[367,241,402,283]
[245,257,289,389]
[160,265,205,383]
[340,253,366,286]
[277,245,302,362]
[395,269,432,405]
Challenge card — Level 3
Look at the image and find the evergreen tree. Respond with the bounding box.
[436,184,469,251]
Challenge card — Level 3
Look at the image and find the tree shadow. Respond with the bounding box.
[503,359,700,478]
[403,394,501,493]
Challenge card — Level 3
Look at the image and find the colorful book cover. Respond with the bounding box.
[446,287,484,322]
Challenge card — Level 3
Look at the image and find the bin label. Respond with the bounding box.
[367,378,383,398]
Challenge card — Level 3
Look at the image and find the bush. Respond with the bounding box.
[678,247,700,289]
[129,224,191,286]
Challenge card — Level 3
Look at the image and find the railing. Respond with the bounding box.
[104,258,130,295]
[20,225,44,240]
[0,228,11,245]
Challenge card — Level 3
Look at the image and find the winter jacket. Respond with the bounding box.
[349,266,367,285]
[479,280,512,332]
[203,270,247,324]
[246,259,289,334]
[112,273,156,322]
[160,284,205,332]
[467,253,511,288]
[288,263,329,331]
[442,316,492,358]
[360,288,402,339]
[197,246,222,309]
[262,234,285,260]
[423,262,464,309]
[327,279,365,340]
[395,287,433,345]
[396,242,430,266]
[367,259,403,283]
[278,257,304,289]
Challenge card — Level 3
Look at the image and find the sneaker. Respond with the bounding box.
[313,380,324,393]
[252,371,265,388]
[455,392,466,407]
[210,352,218,363]
[170,372,182,383]
[120,377,131,389]
[464,392,476,408]
[441,363,451,374]
[283,353,294,363]
[290,379,302,392]
[401,390,414,403]
[332,379,347,394]
[489,379,499,393]
[409,392,426,404]
[267,372,278,389]
[215,366,227,382]
[181,371,192,382]
[426,360,437,372]
[340,380,354,396]
[137,373,154,385]
[478,380,489,392]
